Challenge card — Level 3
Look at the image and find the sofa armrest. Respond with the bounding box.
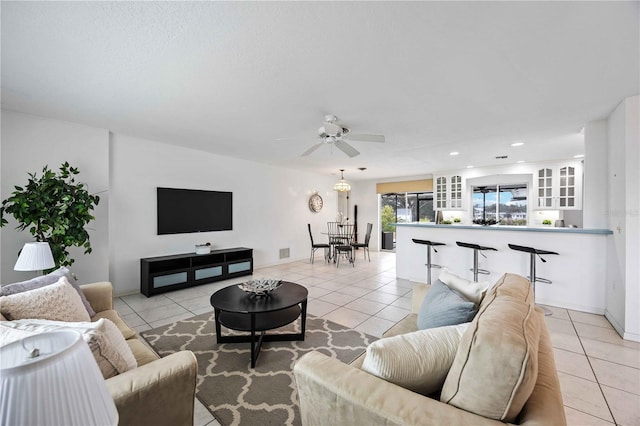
[80,282,113,313]
[105,351,198,426]
[294,351,502,426]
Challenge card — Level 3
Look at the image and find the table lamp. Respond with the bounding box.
[0,330,118,425]
[14,242,55,274]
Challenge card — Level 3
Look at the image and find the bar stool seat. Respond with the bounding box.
[456,241,497,282]
[508,244,559,316]
[412,239,445,285]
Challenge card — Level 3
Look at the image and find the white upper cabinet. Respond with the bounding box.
[434,174,464,210]
[534,162,582,210]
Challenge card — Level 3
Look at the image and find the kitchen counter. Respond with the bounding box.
[395,222,613,235]
[396,223,612,314]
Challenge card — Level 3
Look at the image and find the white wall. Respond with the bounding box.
[583,120,609,229]
[605,95,640,342]
[109,134,337,295]
[1,110,109,284]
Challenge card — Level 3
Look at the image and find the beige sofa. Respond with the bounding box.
[2,282,198,426]
[294,273,566,426]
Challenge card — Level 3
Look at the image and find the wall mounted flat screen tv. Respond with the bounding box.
[157,187,232,235]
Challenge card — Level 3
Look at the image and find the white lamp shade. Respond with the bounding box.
[333,179,351,192]
[14,242,55,271]
[0,330,118,426]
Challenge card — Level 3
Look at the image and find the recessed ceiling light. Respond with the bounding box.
[449,151,459,156]
[511,142,524,147]
[466,165,474,169]
[574,154,584,158]
[516,160,525,163]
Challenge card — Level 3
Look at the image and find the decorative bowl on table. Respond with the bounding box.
[238,279,282,296]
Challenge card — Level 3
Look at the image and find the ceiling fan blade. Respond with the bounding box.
[335,140,360,158]
[301,142,323,157]
[345,133,385,143]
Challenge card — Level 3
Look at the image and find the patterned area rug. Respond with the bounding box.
[141,312,377,426]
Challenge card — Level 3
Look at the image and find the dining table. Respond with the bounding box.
[322,222,355,264]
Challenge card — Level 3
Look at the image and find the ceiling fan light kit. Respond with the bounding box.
[333,169,351,192]
[301,115,386,158]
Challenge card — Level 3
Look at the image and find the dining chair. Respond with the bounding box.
[308,224,330,264]
[335,224,355,267]
[351,222,373,262]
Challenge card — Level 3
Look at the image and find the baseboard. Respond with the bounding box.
[605,310,640,342]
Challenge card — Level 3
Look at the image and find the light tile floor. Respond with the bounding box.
[115,251,639,426]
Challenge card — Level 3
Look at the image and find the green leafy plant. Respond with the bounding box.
[453,217,461,223]
[542,219,552,225]
[381,205,396,233]
[0,162,100,270]
[441,220,453,225]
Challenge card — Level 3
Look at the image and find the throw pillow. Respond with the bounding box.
[438,268,489,305]
[361,323,469,396]
[441,273,539,423]
[0,276,91,322]
[0,318,137,379]
[0,267,96,317]
[417,280,478,330]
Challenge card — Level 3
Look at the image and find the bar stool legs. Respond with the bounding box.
[412,239,445,285]
[508,244,559,316]
[456,241,497,282]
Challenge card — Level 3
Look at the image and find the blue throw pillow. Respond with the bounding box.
[417,279,478,330]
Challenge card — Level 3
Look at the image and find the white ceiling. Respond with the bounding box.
[1,1,638,181]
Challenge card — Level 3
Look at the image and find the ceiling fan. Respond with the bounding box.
[301,115,385,158]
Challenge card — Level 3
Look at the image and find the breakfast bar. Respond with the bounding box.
[396,223,613,314]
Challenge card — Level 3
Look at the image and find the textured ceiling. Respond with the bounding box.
[1,1,638,180]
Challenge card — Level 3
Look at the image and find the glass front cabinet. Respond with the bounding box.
[434,175,464,210]
[534,162,582,210]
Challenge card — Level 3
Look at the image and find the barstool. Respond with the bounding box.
[508,244,558,316]
[411,239,445,285]
[456,241,497,282]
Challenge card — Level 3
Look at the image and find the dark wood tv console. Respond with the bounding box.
[140,247,253,297]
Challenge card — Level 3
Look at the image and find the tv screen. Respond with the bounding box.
[157,187,232,235]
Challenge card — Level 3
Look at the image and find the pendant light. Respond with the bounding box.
[333,169,351,192]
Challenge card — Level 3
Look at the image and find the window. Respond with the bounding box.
[472,184,527,226]
[381,192,434,232]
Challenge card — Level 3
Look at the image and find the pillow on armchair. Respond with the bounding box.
[0,266,96,317]
[417,280,478,330]
[0,276,91,322]
[361,323,469,395]
[438,268,489,304]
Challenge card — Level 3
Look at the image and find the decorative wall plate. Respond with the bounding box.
[309,193,323,213]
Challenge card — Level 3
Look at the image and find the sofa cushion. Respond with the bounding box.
[361,323,469,396]
[0,318,137,379]
[438,268,489,304]
[0,276,91,322]
[127,338,160,366]
[1,267,96,317]
[441,273,540,423]
[417,280,477,330]
[93,309,137,340]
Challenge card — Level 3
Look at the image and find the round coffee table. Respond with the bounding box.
[210,281,308,368]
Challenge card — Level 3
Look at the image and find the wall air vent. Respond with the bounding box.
[495,155,508,159]
[279,248,290,259]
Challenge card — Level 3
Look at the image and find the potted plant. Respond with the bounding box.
[542,219,552,226]
[453,217,461,224]
[1,162,100,271]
